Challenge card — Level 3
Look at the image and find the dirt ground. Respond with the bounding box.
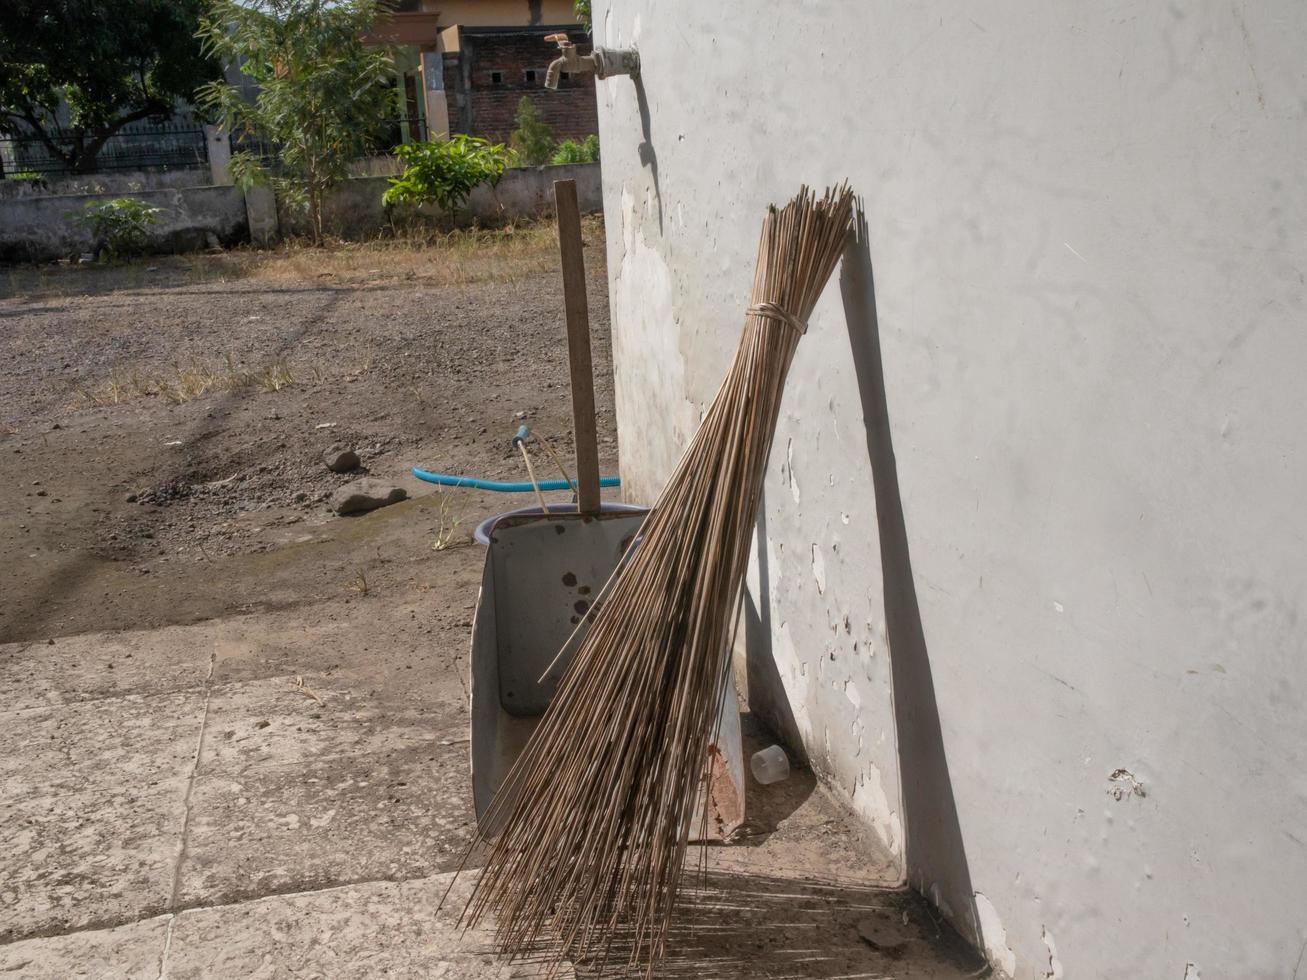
[0,223,617,643]
[0,226,983,977]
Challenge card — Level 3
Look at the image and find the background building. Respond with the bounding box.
[367,0,596,144]
[592,2,1307,978]
[2,0,596,180]
[441,26,597,145]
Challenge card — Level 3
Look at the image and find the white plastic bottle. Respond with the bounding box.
[750,744,790,785]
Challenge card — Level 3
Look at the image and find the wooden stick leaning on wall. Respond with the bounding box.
[553,179,601,516]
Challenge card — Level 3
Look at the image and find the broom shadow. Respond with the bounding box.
[522,868,983,979]
[742,498,809,769]
[839,208,981,947]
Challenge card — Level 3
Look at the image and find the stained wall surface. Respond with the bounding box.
[592,3,1307,977]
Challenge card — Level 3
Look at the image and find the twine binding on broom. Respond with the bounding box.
[745,301,808,336]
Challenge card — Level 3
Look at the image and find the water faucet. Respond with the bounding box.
[544,33,640,90]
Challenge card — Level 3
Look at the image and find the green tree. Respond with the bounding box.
[0,0,218,174]
[509,96,555,167]
[196,0,395,242]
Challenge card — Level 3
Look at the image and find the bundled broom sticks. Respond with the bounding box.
[461,184,856,974]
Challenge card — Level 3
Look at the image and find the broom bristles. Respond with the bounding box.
[460,184,856,974]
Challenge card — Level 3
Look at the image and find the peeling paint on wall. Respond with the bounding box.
[843,678,861,709]
[1108,767,1147,801]
[609,192,698,503]
[811,543,826,595]
[852,764,903,859]
[786,437,800,504]
[974,892,1017,977]
[1042,926,1064,979]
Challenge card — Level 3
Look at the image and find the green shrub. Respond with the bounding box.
[509,97,556,166]
[383,135,510,215]
[71,197,163,258]
[551,134,600,165]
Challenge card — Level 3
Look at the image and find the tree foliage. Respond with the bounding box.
[0,0,218,174]
[509,96,556,167]
[383,134,509,217]
[573,0,592,33]
[197,0,395,242]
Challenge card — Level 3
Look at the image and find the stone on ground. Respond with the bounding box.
[324,447,361,473]
[331,478,406,515]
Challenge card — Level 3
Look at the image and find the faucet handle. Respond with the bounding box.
[545,32,571,49]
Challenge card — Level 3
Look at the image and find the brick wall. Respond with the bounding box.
[443,27,599,146]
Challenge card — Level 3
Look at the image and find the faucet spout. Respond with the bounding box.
[545,56,564,90]
[544,33,587,90]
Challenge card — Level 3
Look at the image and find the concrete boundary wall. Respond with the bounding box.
[0,185,248,263]
[279,162,603,239]
[0,162,601,262]
[0,169,213,201]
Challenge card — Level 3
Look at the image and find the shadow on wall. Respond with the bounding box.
[839,206,981,945]
[633,76,664,236]
[742,497,811,766]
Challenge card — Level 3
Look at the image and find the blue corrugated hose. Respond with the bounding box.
[411,466,621,493]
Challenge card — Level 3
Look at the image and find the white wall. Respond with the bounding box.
[593,2,1307,977]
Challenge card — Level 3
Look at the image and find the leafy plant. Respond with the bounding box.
[551,134,600,165]
[71,197,163,258]
[509,96,556,167]
[383,135,509,216]
[196,0,396,243]
[0,0,218,174]
[573,0,592,33]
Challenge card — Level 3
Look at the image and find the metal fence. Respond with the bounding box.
[0,122,209,178]
[2,116,429,180]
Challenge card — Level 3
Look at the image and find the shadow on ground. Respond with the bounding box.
[729,711,817,843]
[558,869,986,979]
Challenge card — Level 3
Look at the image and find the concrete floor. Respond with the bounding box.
[0,568,984,978]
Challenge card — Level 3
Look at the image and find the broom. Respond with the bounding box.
[461,183,856,974]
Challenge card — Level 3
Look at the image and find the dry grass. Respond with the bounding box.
[73,353,337,407]
[2,215,602,302]
[194,217,592,289]
[430,491,465,552]
[347,569,370,597]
